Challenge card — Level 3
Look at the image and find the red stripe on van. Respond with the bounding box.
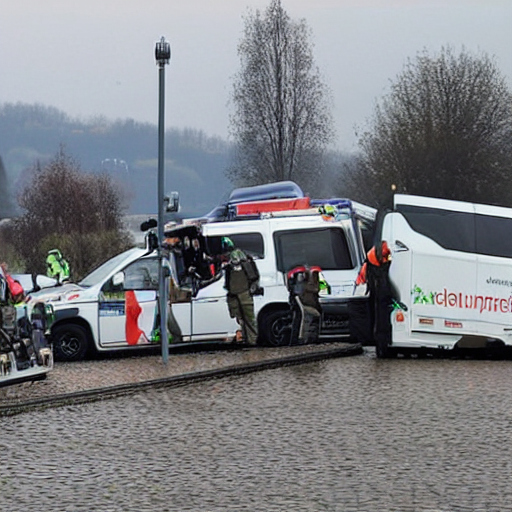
[235,197,311,215]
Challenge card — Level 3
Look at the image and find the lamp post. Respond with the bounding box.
[155,36,171,364]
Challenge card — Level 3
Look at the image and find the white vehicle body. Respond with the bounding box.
[183,210,369,343]
[28,247,158,360]
[29,201,375,361]
[381,194,512,353]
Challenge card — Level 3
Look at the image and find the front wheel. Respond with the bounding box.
[52,324,90,361]
[259,309,292,347]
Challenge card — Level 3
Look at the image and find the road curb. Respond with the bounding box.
[0,344,362,417]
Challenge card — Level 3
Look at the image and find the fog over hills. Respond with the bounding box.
[0,103,234,219]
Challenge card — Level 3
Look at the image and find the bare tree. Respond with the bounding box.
[346,47,512,208]
[6,147,133,280]
[228,0,334,192]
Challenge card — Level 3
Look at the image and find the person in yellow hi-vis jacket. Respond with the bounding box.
[46,249,70,284]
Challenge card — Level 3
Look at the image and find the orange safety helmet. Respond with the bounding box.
[367,241,391,267]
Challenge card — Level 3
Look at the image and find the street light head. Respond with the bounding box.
[155,36,171,66]
[164,191,180,213]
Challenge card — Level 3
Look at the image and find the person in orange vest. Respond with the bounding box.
[356,241,391,286]
[356,241,394,356]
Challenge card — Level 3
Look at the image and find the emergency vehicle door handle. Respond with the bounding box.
[394,240,409,252]
[196,298,219,303]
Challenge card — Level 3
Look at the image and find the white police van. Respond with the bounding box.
[29,183,375,361]
[170,197,375,346]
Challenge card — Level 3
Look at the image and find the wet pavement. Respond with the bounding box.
[1,347,512,512]
[0,342,360,408]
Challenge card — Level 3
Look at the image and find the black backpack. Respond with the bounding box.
[225,254,260,295]
[242,256,259,285]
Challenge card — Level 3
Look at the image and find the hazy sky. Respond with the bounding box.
[2,0,511,152]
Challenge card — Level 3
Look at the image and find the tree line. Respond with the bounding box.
[1,149,134,280]
[346,47,512,208]
[0,103,234,218]
[230,0,512,208]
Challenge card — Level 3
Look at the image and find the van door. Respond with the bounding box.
[166,252,192,339]
[382,212,413,340]
[99,257,159,346]
[188,231,266,339]
[192,276,238,338]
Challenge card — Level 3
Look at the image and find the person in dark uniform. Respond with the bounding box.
[222,237,261,345]
[356,241,395,356]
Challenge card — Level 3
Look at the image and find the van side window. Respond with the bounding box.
[228,233,264,259]
[397,204,512,259]
[396,205,476,253]
[274,228,354,272]
[123,258,159,290]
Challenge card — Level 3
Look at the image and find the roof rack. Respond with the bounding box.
[310,198,377,222]
[260,208,320,218]
[227,180,304,204]
[194,193,377,223]
[197,181,377,225]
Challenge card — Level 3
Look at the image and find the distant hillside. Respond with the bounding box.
[0,102,233,218]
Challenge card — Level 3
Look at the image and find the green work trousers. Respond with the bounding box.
[227,290,257,345]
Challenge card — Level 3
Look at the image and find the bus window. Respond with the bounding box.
[396,204,476,253]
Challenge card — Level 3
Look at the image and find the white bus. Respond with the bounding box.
[374,194,512,357]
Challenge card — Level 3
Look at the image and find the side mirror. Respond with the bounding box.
[112,272,124,287]
[165,191,179,213]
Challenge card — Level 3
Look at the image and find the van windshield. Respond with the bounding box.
[79,248,142,288]
[274,227,354,272]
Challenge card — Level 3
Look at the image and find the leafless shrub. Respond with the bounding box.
[6,147,134,280]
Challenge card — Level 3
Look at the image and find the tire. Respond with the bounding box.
[52,324,90,362]
[259,309,292,347]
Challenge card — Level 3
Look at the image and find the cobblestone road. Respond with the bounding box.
[1,347,512,512]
